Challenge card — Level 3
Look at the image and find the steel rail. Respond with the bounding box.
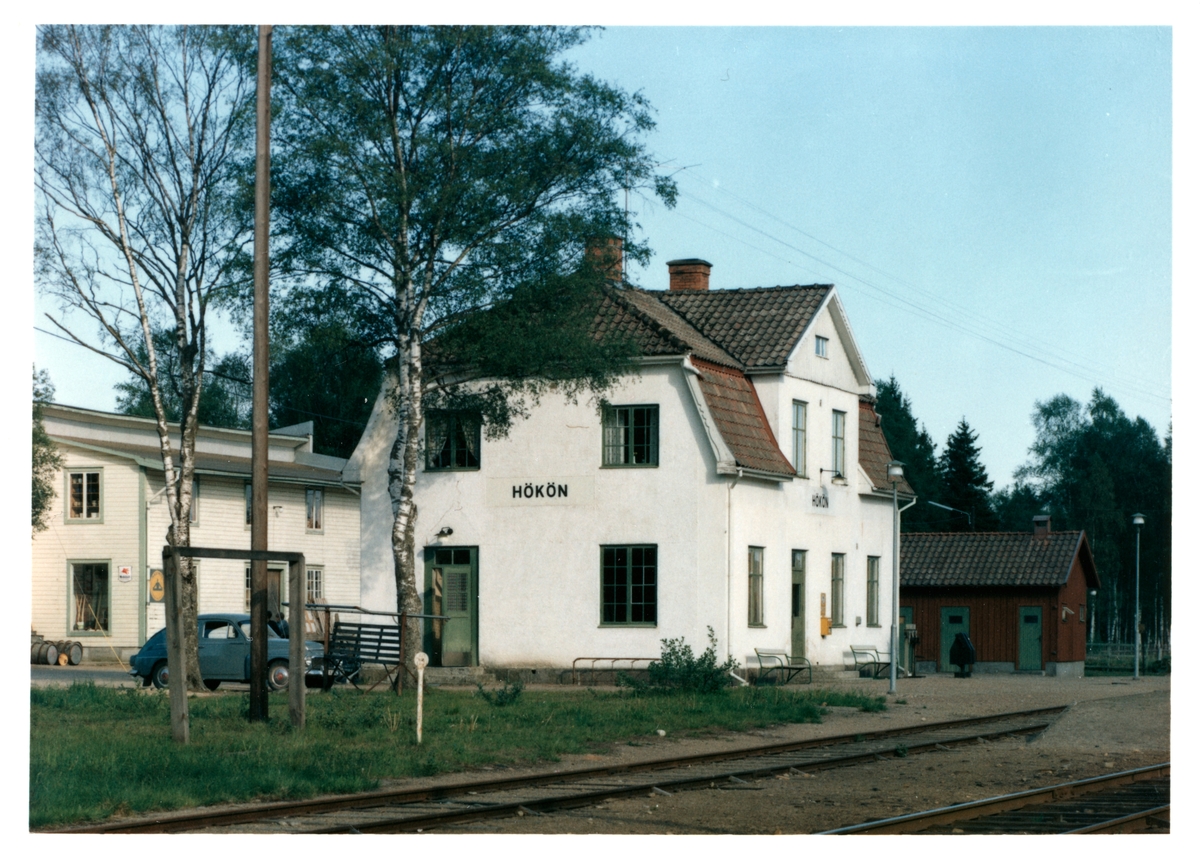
[56,704,1069,834]
[1064,804,1170,834]
[308,719,1059,833]
[821,763,1170,835]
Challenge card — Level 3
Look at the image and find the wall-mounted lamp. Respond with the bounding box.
[436,527,454,538]
[272,505,283,518]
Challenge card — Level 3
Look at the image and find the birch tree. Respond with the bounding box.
[269,26,673,672]
[36,25,255,688]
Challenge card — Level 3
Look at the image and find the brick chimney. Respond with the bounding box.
[586,237,623,282]
[1033,514,1051,537]
[667,258,712,291]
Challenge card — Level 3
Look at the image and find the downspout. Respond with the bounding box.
[726,467,743,662]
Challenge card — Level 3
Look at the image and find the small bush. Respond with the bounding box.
[476,680,524,706]
[642,627,739,693]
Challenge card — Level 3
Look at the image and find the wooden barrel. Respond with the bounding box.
[66,641,84,665]
[30,644,40,664]
[37,643,59,665]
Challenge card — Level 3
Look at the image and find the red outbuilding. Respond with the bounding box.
[899,516,1100,677]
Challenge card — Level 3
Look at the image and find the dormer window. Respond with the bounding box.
[815,336,828,358]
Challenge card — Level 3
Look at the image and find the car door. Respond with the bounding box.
[199,618,248,680]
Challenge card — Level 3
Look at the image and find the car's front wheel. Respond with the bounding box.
[266,659,289,692]
[203,679,220,691]
[151,661,169,689]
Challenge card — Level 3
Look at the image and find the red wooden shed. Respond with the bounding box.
[899,516,1100,677]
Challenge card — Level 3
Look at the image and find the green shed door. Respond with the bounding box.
[939,607,970,672]
[424,547,478,667]
[1018,606,1043,671]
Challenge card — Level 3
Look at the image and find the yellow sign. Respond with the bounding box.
[148,569,165,603]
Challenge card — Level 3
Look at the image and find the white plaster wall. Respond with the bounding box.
[353,358,894,672]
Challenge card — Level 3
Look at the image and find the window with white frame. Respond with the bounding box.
[831,410,846,478]
[307,567,324,602]
[792,400,807,477]
[306,488,324,532]
[815,335,828,358]
[867,556,880,626]
[831,553,845,626]
[71,561,109,632]
[67,470,101,520]
[748,547,764,626]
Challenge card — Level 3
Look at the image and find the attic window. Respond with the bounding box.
[815,336,829,358]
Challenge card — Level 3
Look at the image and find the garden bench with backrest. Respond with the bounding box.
[322,621,403,692]
[753,648,812,685]
[850,644,891,679]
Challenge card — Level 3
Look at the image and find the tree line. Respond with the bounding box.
[876,376,1171,649]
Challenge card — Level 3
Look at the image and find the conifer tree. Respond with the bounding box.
[936,418,997,531]
[874,376,940,531]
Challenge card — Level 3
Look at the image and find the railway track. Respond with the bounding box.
[822,763,1169,834]
[59,704,1068,834]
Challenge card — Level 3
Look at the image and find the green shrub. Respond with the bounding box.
[475,680,524,706]
[643,627,739,693]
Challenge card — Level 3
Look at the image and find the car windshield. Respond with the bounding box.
[238,620,286,639]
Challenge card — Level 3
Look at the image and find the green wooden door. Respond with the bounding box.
[939,607,970,672]
[424,547,477,667]
[1018,606,1043,670]
[791,551,806,658]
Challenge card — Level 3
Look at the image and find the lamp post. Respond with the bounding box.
[1132,513,1145,680]
[886,461,912,695]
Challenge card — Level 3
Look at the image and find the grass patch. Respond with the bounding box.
[31,682,884,829]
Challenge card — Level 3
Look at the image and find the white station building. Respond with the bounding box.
[349,255,914,674]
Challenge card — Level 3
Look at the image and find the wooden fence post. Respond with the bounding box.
[163,546,189,743]
[288,555,305,729]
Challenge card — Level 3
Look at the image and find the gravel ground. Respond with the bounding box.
[428,673,1171,835]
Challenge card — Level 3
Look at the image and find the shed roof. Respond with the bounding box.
[900,531,1099,589]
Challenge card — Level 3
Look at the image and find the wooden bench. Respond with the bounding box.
[754,648,812,685]
[322,621,402,692]
[850,644,891,679]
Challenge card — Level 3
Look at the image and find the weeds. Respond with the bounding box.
[621,627,739,693]
[475,680,524,706]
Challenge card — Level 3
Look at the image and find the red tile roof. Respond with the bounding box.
[657,285,831,368]
[858,400,914,496]
[690,358,794,477]
[900,531,1099,589]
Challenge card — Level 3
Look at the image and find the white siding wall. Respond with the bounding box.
[145,475,360,637]
[31,444,144,655]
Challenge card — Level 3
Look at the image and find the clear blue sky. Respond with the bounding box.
[566,26,1173,485]
[30,25,1173,488]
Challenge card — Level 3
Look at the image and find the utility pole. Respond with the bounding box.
[1132,513,1144,680]
[249,24,273,722]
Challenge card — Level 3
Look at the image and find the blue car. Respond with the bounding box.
[129,613,324,691]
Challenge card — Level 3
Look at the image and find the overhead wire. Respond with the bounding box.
[658,168,1171,406]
